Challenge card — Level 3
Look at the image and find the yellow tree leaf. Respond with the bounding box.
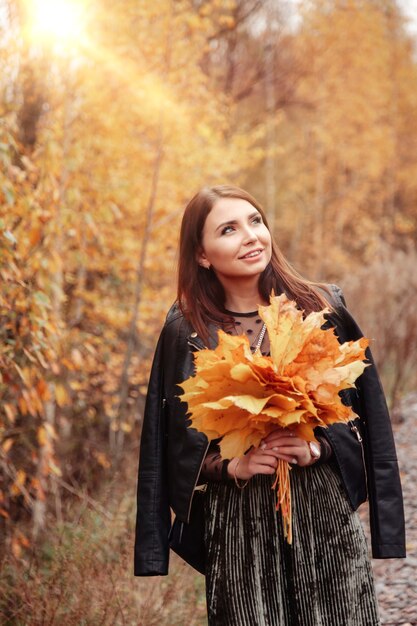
[55,384,69,407]
[179,294,369,543]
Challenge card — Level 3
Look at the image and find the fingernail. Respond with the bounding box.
[260,443,266,450]
[292,458,297,464]
[273,446,278,451]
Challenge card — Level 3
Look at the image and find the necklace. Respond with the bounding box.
[252,322,267,354]
[225,309,267,354]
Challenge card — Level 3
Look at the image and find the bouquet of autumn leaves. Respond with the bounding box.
[179,294,369,543]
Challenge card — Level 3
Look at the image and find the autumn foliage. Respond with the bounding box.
[180,294,368,540]
[0,0,416,602]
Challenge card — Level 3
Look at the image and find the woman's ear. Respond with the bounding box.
[197,250,210,270]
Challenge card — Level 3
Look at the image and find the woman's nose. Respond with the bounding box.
[242,225,257,243]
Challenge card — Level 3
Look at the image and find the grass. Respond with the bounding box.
[0,475,207,626]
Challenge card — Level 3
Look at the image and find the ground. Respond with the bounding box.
[360,393,417,626]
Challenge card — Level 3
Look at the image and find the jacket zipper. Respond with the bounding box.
[185,335,210,524]
[185,440,211,524]
[350,420,369,497]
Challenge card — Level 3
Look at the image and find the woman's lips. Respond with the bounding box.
[239,249,264,260]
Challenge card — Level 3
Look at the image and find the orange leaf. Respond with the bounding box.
[2,438,14,453]
[55,384,69,407]
[179,293,369,544]
[3,404,16,423]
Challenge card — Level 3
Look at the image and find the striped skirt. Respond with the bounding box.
[204,462,380,626]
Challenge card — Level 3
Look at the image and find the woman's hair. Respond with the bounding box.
[177,184,331,343]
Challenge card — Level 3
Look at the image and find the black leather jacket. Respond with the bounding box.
[134,285,406,576]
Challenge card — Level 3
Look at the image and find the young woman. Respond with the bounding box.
[134,185,405,625]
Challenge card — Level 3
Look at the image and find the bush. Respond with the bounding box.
[0,470,207,626]
[342,243,417,411]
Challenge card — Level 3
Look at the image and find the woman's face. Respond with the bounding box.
[198,197,272,283]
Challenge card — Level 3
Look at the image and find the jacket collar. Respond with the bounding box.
[186,323,220,351]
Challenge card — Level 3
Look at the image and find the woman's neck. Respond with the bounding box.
[223,284,268,314]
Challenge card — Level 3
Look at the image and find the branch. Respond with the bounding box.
[50,475,113,520]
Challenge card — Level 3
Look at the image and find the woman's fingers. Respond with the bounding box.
[261,435,302,449]
[262,446,301,464]
[268,444,302,455]
[262,428,293,443]
[249,452,278,468]
[237,436,314,479]
[238,459,295,480]
[239,450,279,477]
[259,439,312,467]
[269,452,299,464]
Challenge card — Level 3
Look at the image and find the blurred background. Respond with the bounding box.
[1,1,416,624]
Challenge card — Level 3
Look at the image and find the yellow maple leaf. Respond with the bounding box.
[178,293,369,543]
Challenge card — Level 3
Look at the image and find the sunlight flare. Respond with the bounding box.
[26,0,85,46]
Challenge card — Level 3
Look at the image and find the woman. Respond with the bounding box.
[134,185,405,625]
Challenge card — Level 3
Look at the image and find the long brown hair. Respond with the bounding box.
[177,185,331,343]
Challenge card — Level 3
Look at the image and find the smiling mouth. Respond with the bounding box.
[239,249,263,259]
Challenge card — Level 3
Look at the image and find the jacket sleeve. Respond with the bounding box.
[331,285,406,559]
[134,327,171,576]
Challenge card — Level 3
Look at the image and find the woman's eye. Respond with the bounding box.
[221,225,234,235]
[252,216,262,224]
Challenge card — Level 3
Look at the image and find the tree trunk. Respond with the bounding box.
[112,0,175,461]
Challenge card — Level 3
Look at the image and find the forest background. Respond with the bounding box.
[1,0,416,624]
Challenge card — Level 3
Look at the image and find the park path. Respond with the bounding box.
[360,393,417,626]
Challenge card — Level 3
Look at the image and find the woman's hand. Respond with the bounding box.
[228,429,319,480]
[260,429,318,468]
[227,445,279,481]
